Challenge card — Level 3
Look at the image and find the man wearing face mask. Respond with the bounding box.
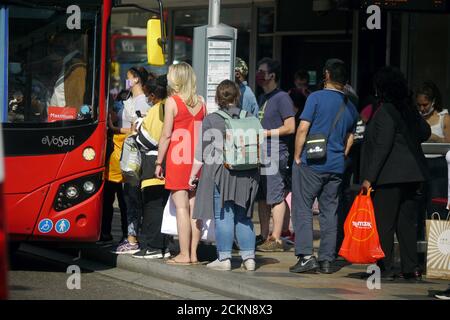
[255,57,296,252]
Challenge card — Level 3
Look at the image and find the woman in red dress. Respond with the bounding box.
[155,62,206,265]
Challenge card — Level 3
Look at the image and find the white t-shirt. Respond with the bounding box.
[121,94,150,129]
[426,110,449,159]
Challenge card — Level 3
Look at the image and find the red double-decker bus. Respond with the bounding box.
[1,1,165,245]
[0,123,7,299]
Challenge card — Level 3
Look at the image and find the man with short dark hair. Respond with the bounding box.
[290,59,358,274]
[255,57,296,252]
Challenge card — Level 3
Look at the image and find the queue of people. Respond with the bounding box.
[101,56,448,291]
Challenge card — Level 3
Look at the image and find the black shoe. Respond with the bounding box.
[289,256,319,273]
[435,288,450,300]
[97,234,113,243]
[255,235,265,247]
[132,248,171,259]
[380,271,396,281]
[401,270,423,282]
[319,260,334,274]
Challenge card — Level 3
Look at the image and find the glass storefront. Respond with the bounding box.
[172,7,252,65]
[407,13,450,106]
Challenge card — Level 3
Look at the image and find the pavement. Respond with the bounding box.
[21,208,449,300]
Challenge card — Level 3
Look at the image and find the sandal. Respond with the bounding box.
[166,258,192,266]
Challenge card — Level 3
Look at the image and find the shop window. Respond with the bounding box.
[172,7,251,65]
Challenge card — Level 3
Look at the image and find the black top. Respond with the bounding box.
[360,103,431,186]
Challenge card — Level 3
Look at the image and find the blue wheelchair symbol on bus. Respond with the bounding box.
[38,219,53,234]
[55,219,70,234]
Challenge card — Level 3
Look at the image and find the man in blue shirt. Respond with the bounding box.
[255,58,296,252]
[290,59,358,274]
[235,57,259,117]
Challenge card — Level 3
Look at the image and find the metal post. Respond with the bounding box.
[209,0,221,27]
[351,10,359,92]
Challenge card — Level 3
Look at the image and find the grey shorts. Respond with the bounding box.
[258,154,289,205]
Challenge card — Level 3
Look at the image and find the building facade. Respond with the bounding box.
[114,0,450,108]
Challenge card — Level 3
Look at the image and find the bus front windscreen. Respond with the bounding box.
[6,5,99,124]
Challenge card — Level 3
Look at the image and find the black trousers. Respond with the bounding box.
[102,181,128,238]
[140,185,170,250]
[372,183,422,274]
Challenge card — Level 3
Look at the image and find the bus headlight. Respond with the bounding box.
[65,186,79,199]
[54,172,103,212]
[82,147,96,161]
[83,181,96,194]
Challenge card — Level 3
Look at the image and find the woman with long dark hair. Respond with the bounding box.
[416,82,450,213]
[360,67,431,281]
[112,66,150,254]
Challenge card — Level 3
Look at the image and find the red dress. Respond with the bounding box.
[165,95,206,191]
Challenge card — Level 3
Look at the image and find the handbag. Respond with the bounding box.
[425,212,450,280]
[161,195,216,243]
[305,96,347,161]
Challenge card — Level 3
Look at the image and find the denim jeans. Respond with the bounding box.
[123,183,142,237]
[291,164,342,262]
[213,185,256,261]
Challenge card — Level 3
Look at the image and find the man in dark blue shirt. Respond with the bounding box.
[290,59,358,274]
[255,58,296,252]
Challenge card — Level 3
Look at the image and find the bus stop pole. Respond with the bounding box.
[209,0,220,27]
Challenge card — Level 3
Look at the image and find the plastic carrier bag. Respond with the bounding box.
[338,188,385,264]
[120,134,142,186]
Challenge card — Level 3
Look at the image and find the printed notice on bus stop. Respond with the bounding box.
[206,40,232,113]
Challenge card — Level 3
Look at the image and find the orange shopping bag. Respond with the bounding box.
[338,188,385,264]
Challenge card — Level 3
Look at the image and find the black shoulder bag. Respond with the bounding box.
[304,97,348,161]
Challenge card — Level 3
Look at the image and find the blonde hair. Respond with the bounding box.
[167,62,199,108]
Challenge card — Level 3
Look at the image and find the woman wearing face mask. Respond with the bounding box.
[132,75,173,259]
[112,66,151,255]
[417,82,450,143]
[416,81,450,222]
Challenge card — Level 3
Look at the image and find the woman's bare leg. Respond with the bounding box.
[189,191,201,263]
[171,190,191,263]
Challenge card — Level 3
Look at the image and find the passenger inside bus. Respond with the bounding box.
[46,33,87,114]
[7,5,96,123]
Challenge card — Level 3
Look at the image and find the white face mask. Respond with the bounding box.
[419,100,435,117]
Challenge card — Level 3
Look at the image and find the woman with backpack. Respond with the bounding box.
[189,80,260,271]
[132,75,173,259]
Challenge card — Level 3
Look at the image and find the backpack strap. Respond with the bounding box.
[215,110,232,120]
[239,110,247,119]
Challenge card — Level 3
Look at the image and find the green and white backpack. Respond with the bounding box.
[215,110,264,171]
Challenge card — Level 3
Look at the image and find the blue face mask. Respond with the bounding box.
[126,78,136,90]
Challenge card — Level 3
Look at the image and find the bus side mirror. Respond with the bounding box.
[147,18,165,66]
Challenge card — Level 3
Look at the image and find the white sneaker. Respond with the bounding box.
[207,259,231,271]
[241,259,256,271]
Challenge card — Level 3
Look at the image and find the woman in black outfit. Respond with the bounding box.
[360,67,431,281]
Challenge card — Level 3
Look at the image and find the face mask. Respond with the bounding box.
[420,106,435,117]
[256,71,268,87]
[126,78,137,90]
[419,100,435,117]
